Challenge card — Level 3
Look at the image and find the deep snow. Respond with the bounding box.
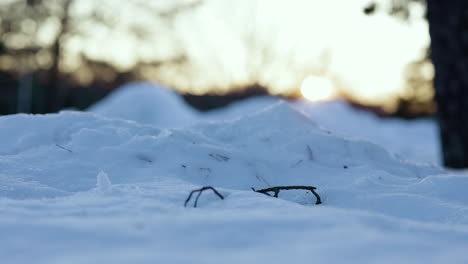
[1,82,467,263]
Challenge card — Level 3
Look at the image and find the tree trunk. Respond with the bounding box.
[427,0,468,168]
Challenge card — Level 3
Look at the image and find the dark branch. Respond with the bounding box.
[209,153,230,162]
[55,144,73,153]
[252,186,322,205]
[184,186,224,208]
[363,2,377,15]
[307,145,314,160]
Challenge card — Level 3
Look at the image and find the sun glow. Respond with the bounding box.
[300,76,336,102]
[64,0,428,108]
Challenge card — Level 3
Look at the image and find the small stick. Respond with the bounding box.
[307,145,314,160]
[252,186,322,205]
[209,153,230,162]
[55,144,73,153]
[184,186,224,208]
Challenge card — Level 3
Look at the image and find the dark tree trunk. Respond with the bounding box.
[427,0,468,168]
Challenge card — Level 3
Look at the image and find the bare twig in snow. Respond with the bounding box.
[255,173,271,186]
[290,160,303,168]
[209,153,230,162]
[199,167,211,173]
[136,154,152,163]
[55,144,73,153]
[184,186,224,208]
[307,145,314,161]
[252,186,322,205]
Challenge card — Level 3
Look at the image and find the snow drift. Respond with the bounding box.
[89,82,199,128]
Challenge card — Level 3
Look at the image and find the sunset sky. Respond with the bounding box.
[44,0,430,108]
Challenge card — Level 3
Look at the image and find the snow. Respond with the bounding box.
[295,100,440,165]
[89,82,199,128]
[1,82,467,263]
[91,83,440,164]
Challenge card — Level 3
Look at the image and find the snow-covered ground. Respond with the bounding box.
[1,82,467,263]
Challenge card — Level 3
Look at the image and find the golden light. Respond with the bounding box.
[300,76,336,102]
[66,0,429,109]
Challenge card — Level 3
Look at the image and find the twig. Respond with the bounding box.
[290,160,303,168]
[184,186,224,208]
[55,144,73,153]
[199,167,212,172]
[307,145,314,160]
[255,173,271,186]
[136,154,152,163]
[252,186,322,205]
[209,153,230,162]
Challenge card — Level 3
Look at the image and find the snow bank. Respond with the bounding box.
[88,82,199,128]
[1,96,466,263]
[89,82,439,164]
[0,103,442,201]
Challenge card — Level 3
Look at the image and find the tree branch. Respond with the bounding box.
[184,186,224,208]
[252,186,322,205]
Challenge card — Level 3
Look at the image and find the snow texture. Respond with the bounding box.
[1,82,467,263]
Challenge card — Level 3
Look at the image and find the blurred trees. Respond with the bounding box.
[378,1,435,119]
[0,0,200,114]
[395,48,435,118]
[0,0,74,112]
[366,0,468,167]
[364,0,435,118]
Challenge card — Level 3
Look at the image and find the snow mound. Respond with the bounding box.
[87,83,439,164]
[0,102,450,218]
[88,82,199,128]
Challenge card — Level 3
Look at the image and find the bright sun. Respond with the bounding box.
[300,76,336,102]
